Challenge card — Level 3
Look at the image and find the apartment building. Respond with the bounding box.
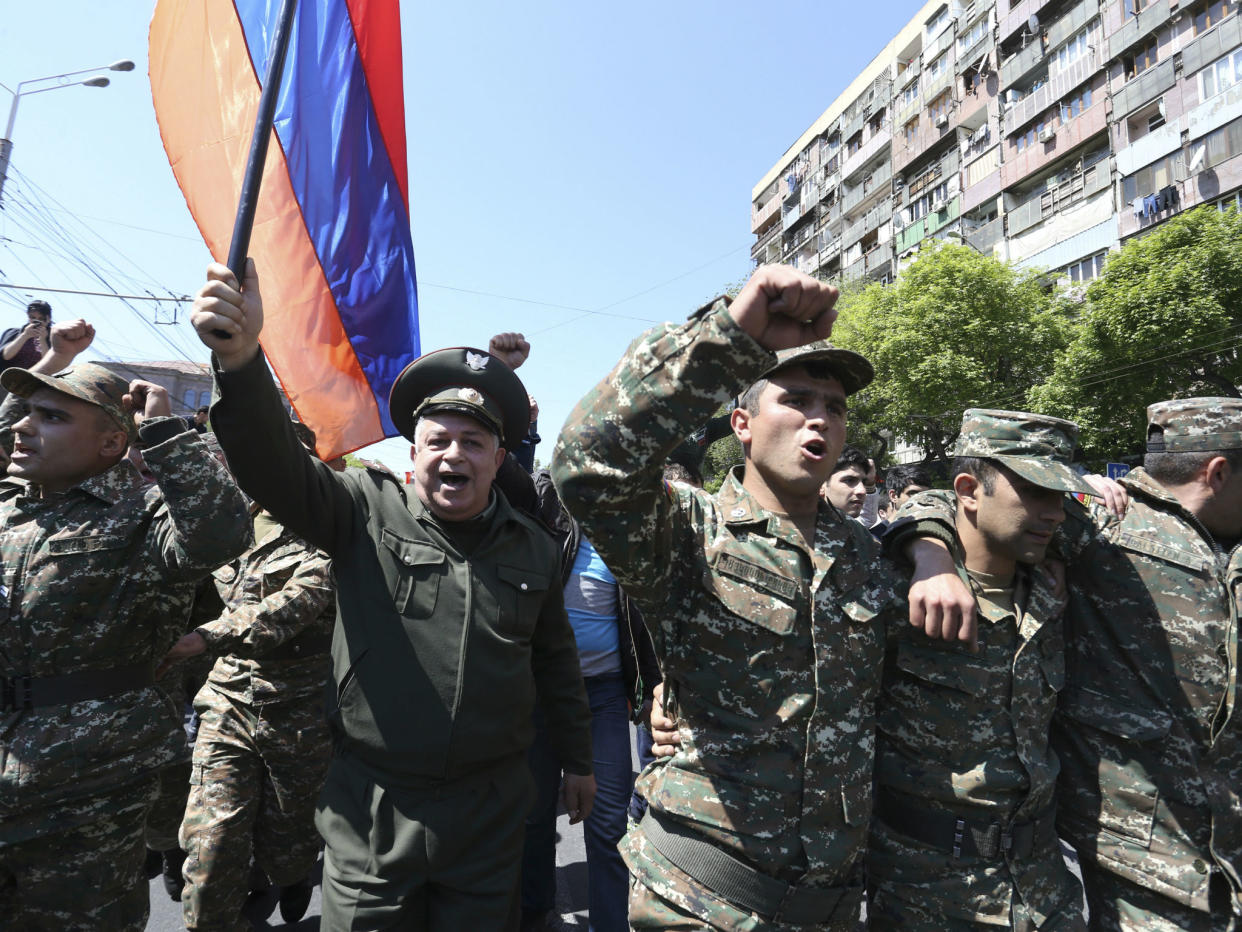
[752,0,1242,289]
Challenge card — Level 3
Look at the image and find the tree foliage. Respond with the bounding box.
[1028,206,1242,463]
[831,242,1071,463]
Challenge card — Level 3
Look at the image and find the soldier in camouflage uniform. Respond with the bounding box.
[0,319,251,929]
[553,264,904,930]
[871,409,1090,930]
[164,419,335,931]
[896,397,1242,931]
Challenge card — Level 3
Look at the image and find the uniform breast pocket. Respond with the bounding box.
[259,552,305,596]
[42,533,131,607]
[381,530,445,619]
[894,638,992,696]
[703,570,800,700]
[496,564,549,639]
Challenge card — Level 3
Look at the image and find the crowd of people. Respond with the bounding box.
[0,258,1240,932]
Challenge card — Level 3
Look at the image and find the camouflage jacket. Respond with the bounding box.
[552,301,900,887]
[877,493,1076,923]
[210,352,593,788]
[888,470,1242,913]
[0,414,251,841]
[196,516,334,706]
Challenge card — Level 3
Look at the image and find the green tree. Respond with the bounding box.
[830,242,1071,463]
[1029,206,1242,463]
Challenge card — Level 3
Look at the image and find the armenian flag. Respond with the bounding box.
[149,0,419,458]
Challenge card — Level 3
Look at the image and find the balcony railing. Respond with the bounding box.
[1002,46,1103,136]
[1046,0,1099,52]
[965,215,1004,253]
[865,242,894,273]
[1107,0,1172,60]
[1001,34,1047,88]
[843,255,866,282]
[842,127,893,181]
[1111,57,1176,118]
[1182,11,1242,75]
[1007,159,1111,235]
[999,0,1054,44]
[751,197,780,234]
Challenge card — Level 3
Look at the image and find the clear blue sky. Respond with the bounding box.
[0,0,924,471]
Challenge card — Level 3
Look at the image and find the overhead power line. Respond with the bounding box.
[0,283,189,302]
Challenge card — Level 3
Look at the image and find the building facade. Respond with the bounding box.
[752,0,1242,289]
[97,360,214,422]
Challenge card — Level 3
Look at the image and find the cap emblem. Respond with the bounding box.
[458,388,484,404]
[465,351,489,371]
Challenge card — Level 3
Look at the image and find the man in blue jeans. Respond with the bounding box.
[524,470,661,932]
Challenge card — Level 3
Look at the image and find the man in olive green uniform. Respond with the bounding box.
[871,410,1089,931]
[0,320,251,929]
[191,261,594,930]
[554,264,902,930]
[897,398,1242,931]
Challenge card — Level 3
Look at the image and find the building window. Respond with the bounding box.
[1014,121,1046,152]
[904,119,919,144]
[1216,191,1242,212]
[1193,0,1233,35]
[183,389,196,410]
[1200,114,1242,169]
[957,16,989,55]
[926,5,949,36]
[1123,39,1158,80]
[909,180,951,221]
[1125,0,1150,16]
[900,80,919,108]
[1060,86,1094,123]
[929,91,952,123]
[1064,252,1106,283]
[925,52,948,85]
[198,390,212,408]
[1122,150,1183,202]
[1055,28,1091,71]
[1199,48,1242,101]
[847,131,863,155]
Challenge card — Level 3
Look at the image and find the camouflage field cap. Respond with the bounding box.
[388,347,530,449]
[1,363,135,440]
[760,344,875,395]
[1146,397,1242,453]
[951,408,1094,495]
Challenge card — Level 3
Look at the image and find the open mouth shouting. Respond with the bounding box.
[801,438,828,462]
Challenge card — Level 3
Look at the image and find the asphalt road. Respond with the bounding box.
[144,734,631,930]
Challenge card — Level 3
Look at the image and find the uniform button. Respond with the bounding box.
[1194,859,1208,874]
[404,555,414,564]
[520,582,528,591]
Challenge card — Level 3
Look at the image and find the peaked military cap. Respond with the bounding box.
[759,344,875,395]
[388,347,530,449]
[1146,397,1242,453]
[951,408,1094,495]
[1,362,135,440]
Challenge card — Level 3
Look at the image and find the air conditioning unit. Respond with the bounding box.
[935,113,950,128]
[1039,125,1055,143]
[932,195,947,212]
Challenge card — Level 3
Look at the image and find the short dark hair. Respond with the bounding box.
[886,463,933,497]
[1145,427,1242,484]
[832,445,870,477]
[950,456,1000,495]
[196,405,209,416]
[26,300,51,319]
[739,361,845,414]
[662,462,701,488]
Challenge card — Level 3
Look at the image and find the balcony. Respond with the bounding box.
[1001,97,1108,187]
[1001,34,1048,88]
[865,242,894,276]
[842,126,892,181]
[1107,0,1171,60]
[1111,57,1175,118]
[1182,11,1242,76]
[1046,0,1099,51]
[1006,158,1111,235]
[843,255,866,282]
[894,115,958,171]
[965,215,1005,254]
[751,196,781,235]
[843,199,892,247]
[1000,0,1055,43]
[1002,46,1103,135]
[751,220,783,260]
[895,194,962,253]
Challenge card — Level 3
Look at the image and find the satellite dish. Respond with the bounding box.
[1028,13,1041,32]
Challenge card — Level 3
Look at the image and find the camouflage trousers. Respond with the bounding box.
[621,827,864,931]
[1081,861,1239,932]
[179,687,331,931]
[866,818,1086,930]
[145,667,204,851]
[0,776,156,931]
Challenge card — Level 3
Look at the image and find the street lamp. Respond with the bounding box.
[0,59,134,206]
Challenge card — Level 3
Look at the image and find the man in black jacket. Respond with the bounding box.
[521,468,661,932]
